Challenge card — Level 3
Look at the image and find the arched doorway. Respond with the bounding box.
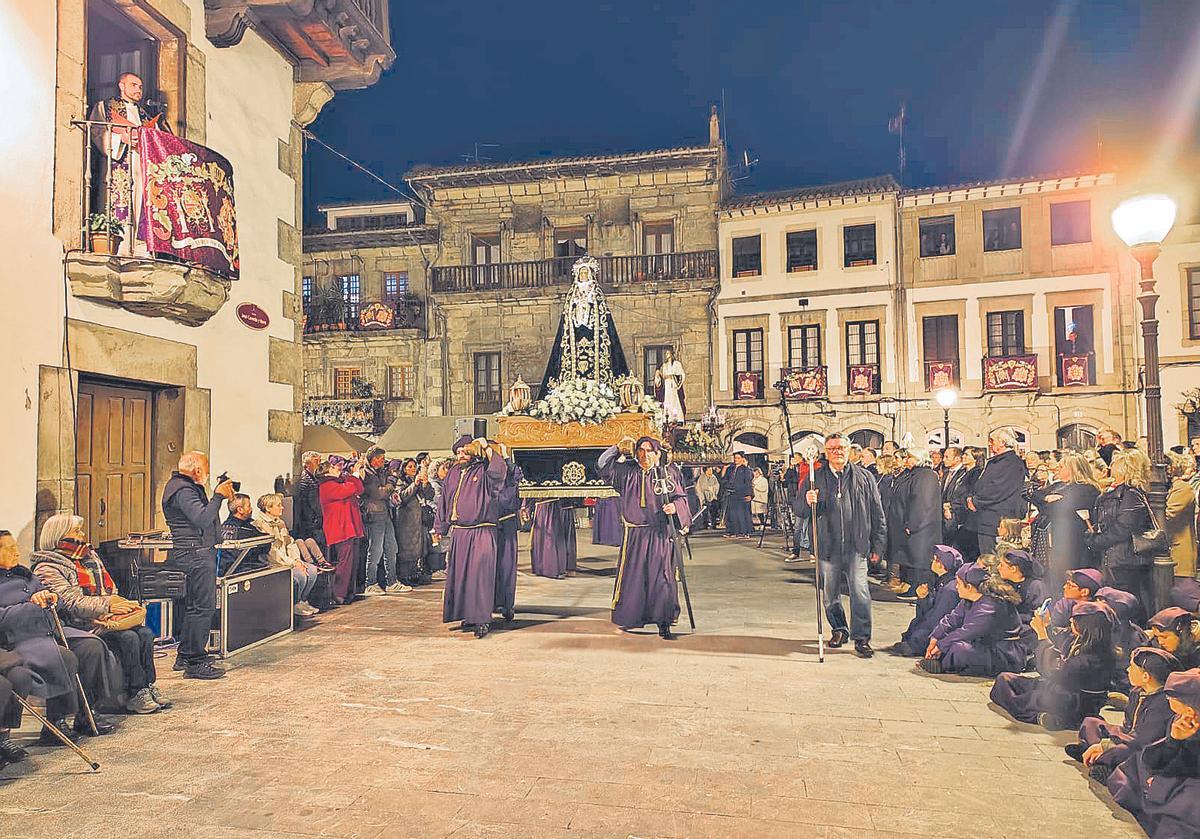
[733,431,769,471]
[926,429,964,448]
[848,429,884,449]
[1057,423,1096,451]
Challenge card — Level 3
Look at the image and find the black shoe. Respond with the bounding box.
[1064,743,1087,762]
[828,629,849,648]
[885,642,915,657]
[895,586,920,602]
[74,716,116,736]
[38,721,81,746]
[174,654,213,672]
[474,623,490,639]
[1088,764,1114,785]
[501,608,515,623]
[0,738,29,762]
[658,623,676,640]
[184,660,226,680]
[854,639,874,658]
[918,658,943,674]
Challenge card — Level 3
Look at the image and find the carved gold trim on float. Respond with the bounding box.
[495,413,657,449]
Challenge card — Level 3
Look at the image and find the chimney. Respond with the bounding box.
[708,105,720,146]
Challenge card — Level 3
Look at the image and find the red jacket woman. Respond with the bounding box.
[318,466,365,605]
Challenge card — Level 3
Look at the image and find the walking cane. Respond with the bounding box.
[798,436,826,664]
[11,694,100,771]
[46,608,99,736]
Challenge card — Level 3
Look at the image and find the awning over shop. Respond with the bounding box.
[376,416,490,458]
[301,424,375,455]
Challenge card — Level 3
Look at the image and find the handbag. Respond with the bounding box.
[93,594,147,633]
[1131,492,1166,559]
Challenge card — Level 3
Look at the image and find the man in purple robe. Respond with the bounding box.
[492,455,522,623]
[529,500,570,579]
[433,436,508,638]
[591,496,623,546]
[598,436,692,639]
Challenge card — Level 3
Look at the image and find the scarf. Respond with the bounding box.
[57,538,114,596]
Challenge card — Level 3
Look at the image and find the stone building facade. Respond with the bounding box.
[302,119,729,433]
[5,0,391,550]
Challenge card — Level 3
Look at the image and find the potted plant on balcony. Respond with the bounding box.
[88,213,124,256]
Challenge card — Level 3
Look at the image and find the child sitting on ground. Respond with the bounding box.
[1066,646,1180,783]
[1108,669,1200,839]
[997,548,1049,652]
[1097,587,1150,698]
[919,562,1027,677]
[1146,608,1200,670]
[990,600,1117,730]
[1047,568,1104,654]
[891,545,963,657]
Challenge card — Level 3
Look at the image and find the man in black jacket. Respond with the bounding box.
[162,451,233,680]
[968,428,1029,555]
[898,448,942,599]
[802,434,888,658]
[293,450,324,548]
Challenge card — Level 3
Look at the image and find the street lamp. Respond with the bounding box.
[935,387,957,450]
[1111,192,1177,609]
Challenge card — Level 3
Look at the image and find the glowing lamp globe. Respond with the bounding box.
[935,388,958,409]
[1111,194,1177,248]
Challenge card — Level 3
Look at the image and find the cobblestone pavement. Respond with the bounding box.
[2,532,1145,838]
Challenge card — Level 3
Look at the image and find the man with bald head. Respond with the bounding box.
[162,452,234,679]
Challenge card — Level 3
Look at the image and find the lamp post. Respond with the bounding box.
[935,387,958,450]
[1111,193,1178,610]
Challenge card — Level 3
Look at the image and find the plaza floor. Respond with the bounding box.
[1,531,1145,838]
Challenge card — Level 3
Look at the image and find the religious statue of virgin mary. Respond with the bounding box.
[538,256,629,395]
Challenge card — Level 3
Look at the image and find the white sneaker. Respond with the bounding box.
[431,570,447,581]
[296,603,318,616]
[363,584,386,596]
[293,604,311,617]
[386,582,413,593]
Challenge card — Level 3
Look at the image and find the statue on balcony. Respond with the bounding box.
[538,256,629,395]
[654,349,687,424]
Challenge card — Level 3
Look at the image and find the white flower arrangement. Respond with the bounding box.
[636,394,667,430]
[526,378,621,426]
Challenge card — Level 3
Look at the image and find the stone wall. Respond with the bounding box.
[304,331,444,422]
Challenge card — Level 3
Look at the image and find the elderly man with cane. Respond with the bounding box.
[801,434,887,658]
[162,451,234,680]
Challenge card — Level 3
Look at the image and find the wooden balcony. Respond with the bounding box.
[205,0,395,90]
[430,251,718,294]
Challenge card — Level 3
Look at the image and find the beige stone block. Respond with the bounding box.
[67,253,229,326]
[269,336,302,386]
[68,319,199,387]
[268,409,303,443]
[278,219,301,266]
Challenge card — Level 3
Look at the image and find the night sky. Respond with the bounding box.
[304,0,1200,222]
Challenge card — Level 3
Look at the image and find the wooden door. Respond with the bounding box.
[76,381,153,545]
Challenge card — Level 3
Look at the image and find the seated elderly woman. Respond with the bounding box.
[0,528,90,747]
[31,513,169,716]
[254,493,328,617]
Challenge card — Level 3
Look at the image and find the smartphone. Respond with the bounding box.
[1036,597,1053,618]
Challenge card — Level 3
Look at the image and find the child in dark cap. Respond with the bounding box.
[1147,608,1200,670]
[919,562,1026,676]
[1065,646,1180,782]
[990,600,1118,729]
[1046,567,1104,655]
[891,545,963,657]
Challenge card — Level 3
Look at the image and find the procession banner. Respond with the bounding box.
[926,362,956,391]
[982,354,1038,392]
[780,366,828,400]
[847,364,877,395]
[734,371,761,400]
[140,127,239,279]
[1060,355,1091,387]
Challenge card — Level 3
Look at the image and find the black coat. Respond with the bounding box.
[1086,483,1152,570]
[901,465,942,570]
[293,469,324,542]
[0,566,73,699]
[361,466,395,523]
[162,471,224,551]
[801,463,887,562]
[884,469,912,558]
[1027,480,1099,575]
[393,477,433,561]
[969,450,1028,537]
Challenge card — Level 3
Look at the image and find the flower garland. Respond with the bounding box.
[502,378,666,429]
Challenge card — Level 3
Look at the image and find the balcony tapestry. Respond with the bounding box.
[1061,355,1091,387]
[140,127,239,279]
[927,362,955,391]
[982,355,1038,391]
[780,366,828,400]
[734,371,761,400]
[847,364,877,395]
[538,256,628,397]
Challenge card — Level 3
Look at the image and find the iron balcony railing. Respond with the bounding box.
[430,250,718,293]
[302,397,385,436]
[303,295,425,333]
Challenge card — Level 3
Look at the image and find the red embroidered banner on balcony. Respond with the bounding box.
[140,127,239,279]
[734,371,761,400]
[927,362,956,391]
[982,354,1038,392]
[780,366,828,399]
[847,364,877,395]
[1061,355,1091,387]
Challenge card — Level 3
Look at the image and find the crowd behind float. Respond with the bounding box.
[1,429,1199,837]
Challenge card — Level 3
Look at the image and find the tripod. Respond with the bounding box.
[774,379,825,663]
[756,472,794,552]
